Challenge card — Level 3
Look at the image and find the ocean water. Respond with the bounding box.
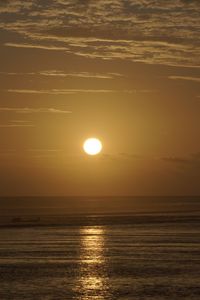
[0,197,200,299]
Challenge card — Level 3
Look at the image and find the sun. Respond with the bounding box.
[83,138,103,156]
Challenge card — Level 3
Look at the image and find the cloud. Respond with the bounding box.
[0,72,35,75]
[168,76,200,82]
[162,156,191,164]
[119,153,143,159]
[27,149,63,153]
[0,0,200,68]
[0,119,35,128]
[0,70,124,79]
[101,152,144,162]
[0,124,35,128]
[162,153,200,166]
[0,107,72,114]
[38,70,123,79]
[0,107,72,129]
[10,120,32,123]
[6,88,155,95]
[0,1,33,14]
[4,42,68,51]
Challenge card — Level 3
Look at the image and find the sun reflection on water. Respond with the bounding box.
[75,226,110,299]
[81,227,105,263]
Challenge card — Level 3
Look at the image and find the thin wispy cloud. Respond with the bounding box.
[0,72,35,75]
[6,89,155,95]
[0,117,35,128]
[4,39,199,68]
[4,43,68,51]
[0,124,35,128]
[162,153,200,166]
[27,149,63,153]
[10,120,33,123]
[168,76,200,83]
[0,107,72,114]
[0,70,124,79]
[0,119,35,128]
[162,156,191,165]
[39,70,123,79]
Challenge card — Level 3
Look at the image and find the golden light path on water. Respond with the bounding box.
[75,227,110,299]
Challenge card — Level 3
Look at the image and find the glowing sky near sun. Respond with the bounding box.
[0,0,200,196]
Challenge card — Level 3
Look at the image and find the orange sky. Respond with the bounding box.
[0,0,200,196]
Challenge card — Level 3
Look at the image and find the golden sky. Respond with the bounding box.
[0,0,200,196]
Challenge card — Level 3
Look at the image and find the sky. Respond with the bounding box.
[0,0,200,196]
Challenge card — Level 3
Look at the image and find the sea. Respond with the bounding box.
[0,196,200,300]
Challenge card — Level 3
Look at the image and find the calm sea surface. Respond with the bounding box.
[0,197,200,299]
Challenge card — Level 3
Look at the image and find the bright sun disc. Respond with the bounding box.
[83,138,102,155]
